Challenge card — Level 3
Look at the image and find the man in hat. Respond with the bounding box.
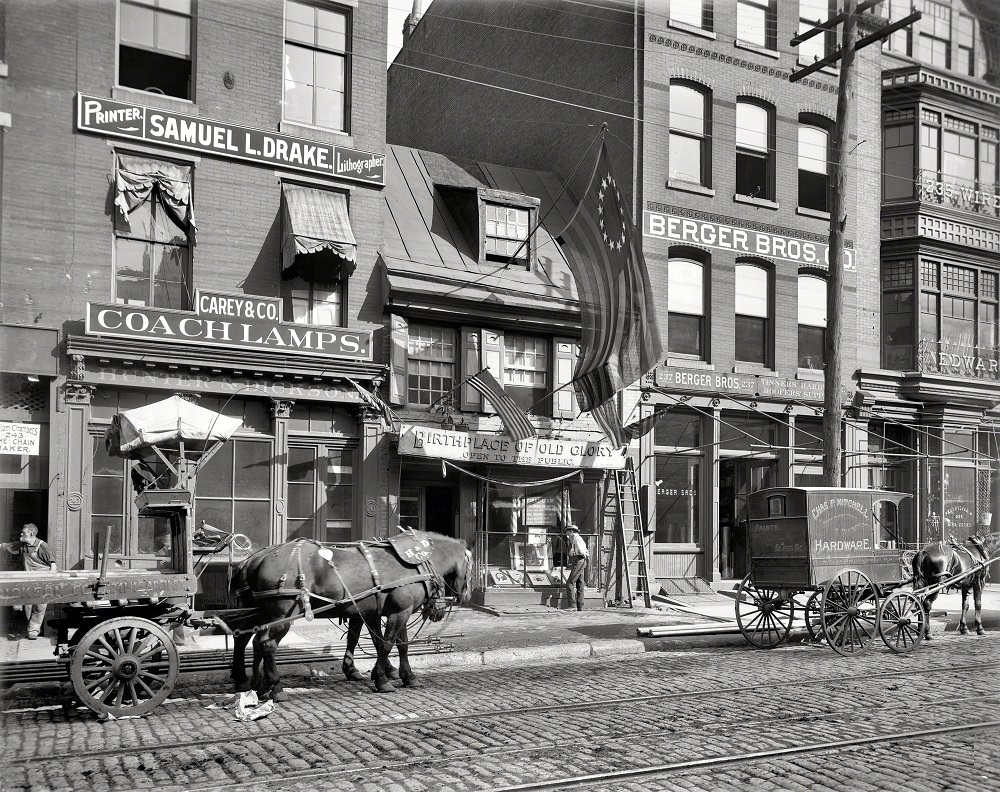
[564,524,589,611]
[2,523,57,639]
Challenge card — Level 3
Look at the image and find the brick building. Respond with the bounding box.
[0,0,388,602]
[861,1,1000,545]
[388,0,883,588]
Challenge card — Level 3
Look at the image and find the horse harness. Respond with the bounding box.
[234,531,448,626]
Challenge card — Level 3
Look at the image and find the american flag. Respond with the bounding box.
[346,378,398,431]
[592,400,670,448]
[467,368,536,444]
[559,140,663,412]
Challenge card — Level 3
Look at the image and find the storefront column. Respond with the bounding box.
[707,400,721,583]
[354,406,382,540]
[776,408,793,487]
[269,398,294,545]
[62,382,94,570]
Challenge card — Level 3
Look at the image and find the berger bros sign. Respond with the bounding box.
[398,424,627,469]
[76,94,384,186]
[86,290,372,361]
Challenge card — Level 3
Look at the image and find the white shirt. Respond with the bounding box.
[567,532,589,559]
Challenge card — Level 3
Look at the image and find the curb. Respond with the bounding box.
[403,638,648,671]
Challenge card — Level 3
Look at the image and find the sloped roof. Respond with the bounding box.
[381,144,580,321]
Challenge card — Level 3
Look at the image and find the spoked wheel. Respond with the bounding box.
[803,590,825,642]
[821,569,879,656]
[69,617,179,717]
[878,591,925,654]
[735,574,795,649]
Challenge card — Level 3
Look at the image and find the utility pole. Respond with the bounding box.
[790,1,921,486]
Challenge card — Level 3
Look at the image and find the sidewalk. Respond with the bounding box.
[4,585,999,674]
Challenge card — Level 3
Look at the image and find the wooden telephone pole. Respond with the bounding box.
[790,0,921,486]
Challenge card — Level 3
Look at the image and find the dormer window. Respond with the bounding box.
[484,203,529,264]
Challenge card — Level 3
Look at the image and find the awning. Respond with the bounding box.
[281,185,357,282]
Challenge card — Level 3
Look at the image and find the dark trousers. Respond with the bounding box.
[566,555,587,610]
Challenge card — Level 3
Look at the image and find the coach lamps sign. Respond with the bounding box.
[86,290,372,361]
[76,94,384,186]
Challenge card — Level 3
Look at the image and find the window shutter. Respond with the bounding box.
[480,329,504,414]
[552,338,579,419]
[460,327,482,412]
[389,314,409,406]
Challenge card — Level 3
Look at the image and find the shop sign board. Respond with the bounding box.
[654,366,826,403]
[76,94,385,186]
[86,290,372,361]
[643,211,855,271]
[398,424,626,469]
[919,173,1000,212]
[0,422,41,455]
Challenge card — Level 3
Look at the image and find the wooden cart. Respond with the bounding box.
[0,396,245,717]
[735,487,914,656]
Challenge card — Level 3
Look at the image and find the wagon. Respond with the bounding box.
[0,396,247,717]
[735,486,917,656]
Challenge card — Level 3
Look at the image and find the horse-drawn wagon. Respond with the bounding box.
[0,396,246,717]
[735,486,1000,656]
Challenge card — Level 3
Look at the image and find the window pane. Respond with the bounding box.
[121,2,156,49]
[669,134,702,184]
[668,313,702,356]
[316,8,347,52]
[152,245,187,310]
[798,126,827,174]
[235,501,271,551]
[883,123,914,199]
[285,1,315,45]
[668,259,704,314]
[798,325,825,369]
[736,151,769,197]
[654,457,700,544]
[736,102,769,151]
[92,477,124,516]
[799,169,828,211]
[671,0,704,28]
[195,500,233,534]
[287,446,315,483]
[669,84,704,136]
[234,440,271,499]
[735,265,768,316]
[91,517,124,555]
[156,11,190,57]
[115,239,151,305]
[137,516,172,556]
[653,410,700,448]
[197,442,234,497]
[735,315,768,364]
[737,1,768,46]
[798,276,827,326]
[883,291,914,369]
[284,46,314,124]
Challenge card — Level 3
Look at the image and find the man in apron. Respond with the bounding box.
[2,523,57,639]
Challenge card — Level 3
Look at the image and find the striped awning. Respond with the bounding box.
[281,184,357,282]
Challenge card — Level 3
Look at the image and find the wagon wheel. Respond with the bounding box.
[803,590,824,642]
[878,590,925,654]
[69,617,179,718]
[735,574,795,649]
[821,569,879,656]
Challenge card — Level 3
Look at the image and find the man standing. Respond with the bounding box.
[564,524,589,611]
[2,523,57,639]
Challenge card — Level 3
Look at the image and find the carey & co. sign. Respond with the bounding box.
[76,94,385,186]
[86,290,372,361]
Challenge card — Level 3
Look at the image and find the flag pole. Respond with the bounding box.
[499,123,609,270]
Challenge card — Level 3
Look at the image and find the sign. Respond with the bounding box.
[0,572,195,607]
[0,423,41,455]
[919,173,1000,212]
[643,211,856,271]
[654,366,827,403]
[397,424,626,469]
[86,290,373,361]
[76,94,385,186]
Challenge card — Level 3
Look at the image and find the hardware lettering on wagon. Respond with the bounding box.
[85,289,373,361]
[75,94,384,185]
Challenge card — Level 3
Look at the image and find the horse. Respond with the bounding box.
[229,530,472,701]
[911,531,1000,639]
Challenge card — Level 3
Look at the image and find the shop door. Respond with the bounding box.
[424,486,455,537]
[718,459,775,580]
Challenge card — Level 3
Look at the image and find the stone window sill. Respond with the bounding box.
[796,368,825,381]
[733,363,776,375]
[112,86,197,114]
[735,40,780,60]
[667,356,713,369]
[734,194,779,210]
[667,179,715,197]
[279,120,353,147]
[797,206,831,220]
[668,19,717,40]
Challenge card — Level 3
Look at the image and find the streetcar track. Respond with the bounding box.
[6,658,998,766]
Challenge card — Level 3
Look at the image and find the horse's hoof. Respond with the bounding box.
[374,681,396,693]
[386,668,400,681]
[271,688,290,702]
[959,626,968,635]
[402,677,421,688]
[344,668,366,682]
[977,627,987,636]
[234,680,252,693]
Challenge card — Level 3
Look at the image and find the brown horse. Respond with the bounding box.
[911,531,1000,639]
[229,531,472,700]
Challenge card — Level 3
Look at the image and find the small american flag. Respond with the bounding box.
[346,378,397,431]
[467,368,536,444]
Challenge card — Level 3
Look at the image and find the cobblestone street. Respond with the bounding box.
[3,629,998,791]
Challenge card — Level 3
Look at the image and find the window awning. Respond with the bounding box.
[281,185,357,282]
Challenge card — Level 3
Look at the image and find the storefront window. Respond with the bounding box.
[653,409,701,449]
[196,439,272,551]
[654,457,700,544]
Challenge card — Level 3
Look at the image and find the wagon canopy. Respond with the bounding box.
[105,395,243,459]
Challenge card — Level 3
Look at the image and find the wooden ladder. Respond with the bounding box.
[602,457,652,608]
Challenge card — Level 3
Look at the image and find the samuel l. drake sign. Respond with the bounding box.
[86,290,372,361]
[76,94,384,186]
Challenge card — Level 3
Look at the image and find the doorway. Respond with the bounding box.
[424,486,455,537]
[718,458,776,580]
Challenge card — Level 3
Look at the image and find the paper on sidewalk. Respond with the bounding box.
[204,690,274,721]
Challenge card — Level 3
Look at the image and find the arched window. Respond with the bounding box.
[735,263,770,366]
[736,99,774,200]
[669,83,711,187]
[798,122,830,212]
[668,256,706,358]
[798,275,827,369]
